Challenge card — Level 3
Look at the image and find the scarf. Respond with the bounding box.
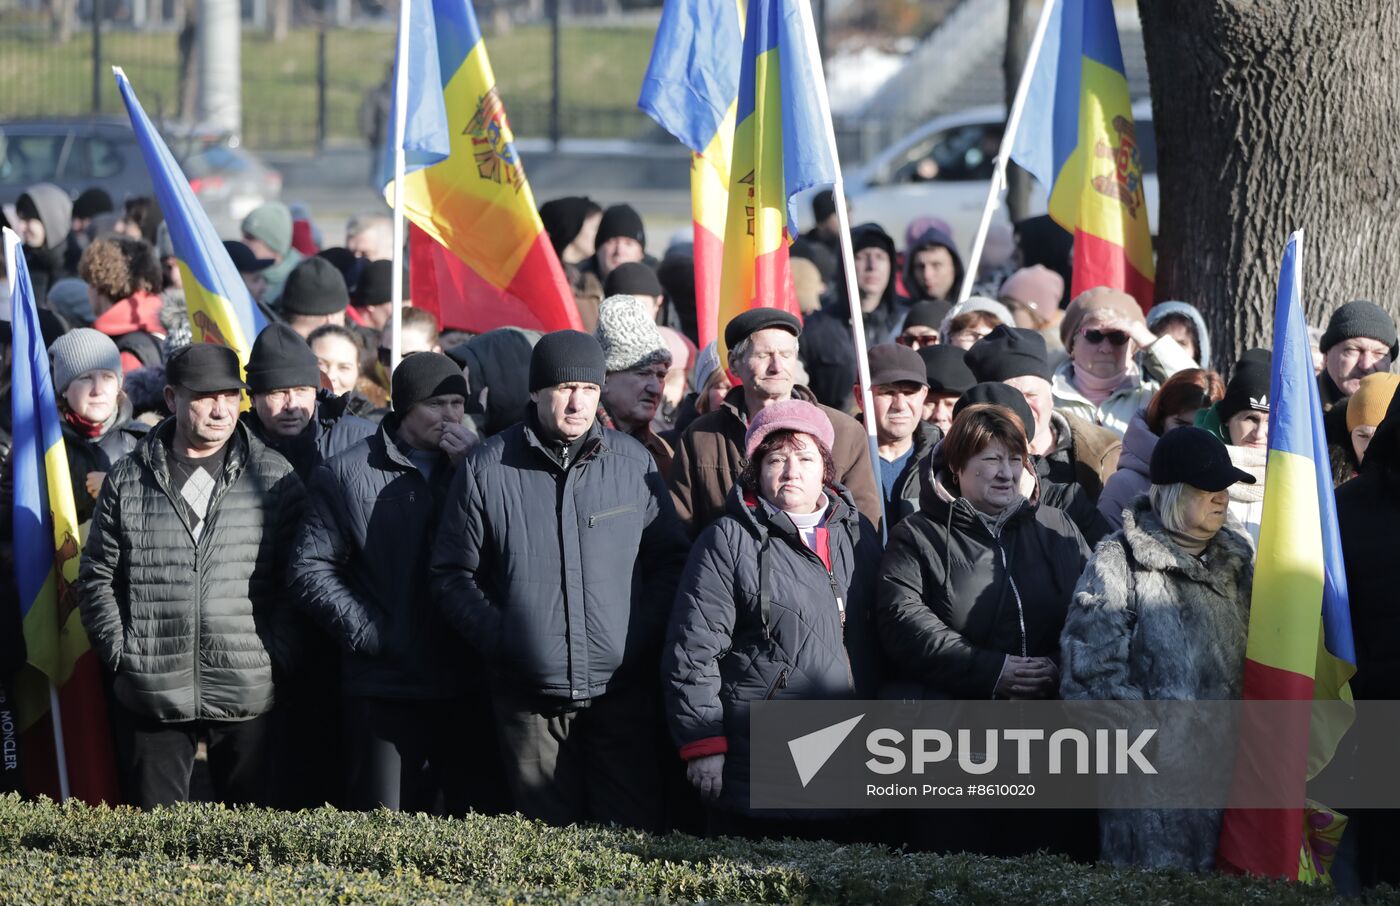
[63,407,114,439]
[1226,444,1267,504]
[1072,361,1136,406]
[1166,526,1212,558]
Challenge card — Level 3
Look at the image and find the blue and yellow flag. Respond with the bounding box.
[5,228,85,726]
[1217,231,1356,880]
[1010,0,1153,310]
[114,67,265,365]
[381,0,578,333]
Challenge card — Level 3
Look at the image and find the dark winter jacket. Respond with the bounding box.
[669,385,882,538]
[902,226,964,303]
[76,419,306,723]
[291,418,469,700]
[241,389,377,482]
[662,483,882,812]
[1338,391,1400,701]
[884,419,941,528]
[431,409,690,701]
[876,467,1089,700]
[447,327,543,437]
[61,397,147,524]
[1060,496,1254,871]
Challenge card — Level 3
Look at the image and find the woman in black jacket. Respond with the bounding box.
[662,399,882,840]
[876,402,1090,855]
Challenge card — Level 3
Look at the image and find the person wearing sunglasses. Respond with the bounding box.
[896,299,951,349]
[1051,287,1195,438]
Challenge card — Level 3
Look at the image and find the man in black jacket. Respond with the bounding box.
[431,330,689,831]
[293,352,500,814]
[853,343,937,529]
[76,343,305,808]
[241,322,377,808]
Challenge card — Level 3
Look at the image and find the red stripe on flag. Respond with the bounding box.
[409,224,582,334]
[20,652,121,804]
[1071,228,1154,314]
[693,220,724,350]
[754,235,802,321]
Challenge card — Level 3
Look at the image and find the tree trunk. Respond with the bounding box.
[1138,0,1400,368]
[177,0,200,121]
[1004,0,1033,222]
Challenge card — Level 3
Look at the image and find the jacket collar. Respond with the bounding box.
[1051,359,1144,408]
[718,384,820,428]
[139,416,252,479]
[726,480,860,543]
[522,403,606,468]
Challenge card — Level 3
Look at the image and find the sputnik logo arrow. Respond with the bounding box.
[787,714,864,787]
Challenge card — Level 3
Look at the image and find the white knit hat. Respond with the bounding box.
[49,328,123,391]
[595,294,672,373]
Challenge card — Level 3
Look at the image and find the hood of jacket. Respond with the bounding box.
[93,289,165,338]
[1146,301,1211,368]
[1116,410,1157,480]
[836,222,909,341]
[902,226,964,303]
[448,327,543,436]
[19,182,73,250]
[724,479,863,545]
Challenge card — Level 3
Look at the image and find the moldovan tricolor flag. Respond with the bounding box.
[1010,0,1154,311]
[638,0,745,350]
[712,0,835,362]
[382,0,580,333]
[114,68,265,363]
[1216,231,1357,881]
[5,229,120,804]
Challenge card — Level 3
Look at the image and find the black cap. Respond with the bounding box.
[224,240,274,274]
[723,308,802,354]
[1151,426,1256,491]
[245,323,322,393]
[165,343,249,393]
[603,261,664,298]
[965,325,1053,382]
[1321,299,1398,359]
[529,330,606,392]
[353,258,397,308]
[918,345,976,395]
[391,351,467,412]
[903,300,952,332]
[594,204,646,249]
[1217,348,1272,424]
[317,247,365,292]
[867,343,928,387]
[282,256,350,316]
[954,382,1034,440]
[73,187,114,220]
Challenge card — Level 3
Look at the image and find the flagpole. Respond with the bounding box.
[389,0,411,380]
[47,684,71,801]
[958,0,1058,303]
[791,0,883,525]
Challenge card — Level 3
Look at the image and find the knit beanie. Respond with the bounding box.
[530,330,606,392]
[282,256,351,316]
[1321,300,1398,359]
[1348,372,1400,431]
[240,202,293,257]
[1217,349,1272,424]
[953,383,1034,441]
[692,340,722,393]
[539,196,599,256]
[594,204,646,250]
[391,351,467,412]
[595,295,672,373]
[903,299,953,332]
[49,328,123,391]
[245,323,322,393]
[1059,286,1146,351]
[939,296,1015,342]
[602,261,664,298]
[744,399,835,459]
[965,325,1053,382]
[999,265,1065,311]
[47,278,95,327]
[919,345,976,395]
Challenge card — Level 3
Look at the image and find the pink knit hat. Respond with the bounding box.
[743,399,835,459]
[999,265,1065,311]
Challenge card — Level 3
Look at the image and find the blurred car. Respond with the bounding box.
[801,101,1157,253]
[0,117,281,239]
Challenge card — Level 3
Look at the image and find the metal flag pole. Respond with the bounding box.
[958,0,1058,302]
[792,0,884,528]
[389,0,412,380]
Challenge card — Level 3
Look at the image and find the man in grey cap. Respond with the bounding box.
[77,343,306,808]
[669,308,880,537]
[595,293,674,472]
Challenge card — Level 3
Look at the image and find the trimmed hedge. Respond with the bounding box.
[0,795,1376,904]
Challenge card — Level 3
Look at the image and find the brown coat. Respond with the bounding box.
[1062,411,1123,499]
[668,386,881,537]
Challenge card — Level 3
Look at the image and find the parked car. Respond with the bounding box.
[0,118,281,239]
[802,101,1157,253]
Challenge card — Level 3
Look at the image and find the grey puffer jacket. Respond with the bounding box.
[431,409,690,701]
[1060,496,1254,871]
[291,418,469,700]
[77,419,306,722]
[662,482,883,813]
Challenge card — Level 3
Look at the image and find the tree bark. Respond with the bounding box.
[1004,0,1033,222]
[1138,0,1400,368]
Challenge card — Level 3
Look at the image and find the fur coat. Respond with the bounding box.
[1059,496,1254,871]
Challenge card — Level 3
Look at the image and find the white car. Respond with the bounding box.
[807,101,1157,253]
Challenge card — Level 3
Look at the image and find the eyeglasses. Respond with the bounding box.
[898,333,939,349]
[1080,328,1130,346]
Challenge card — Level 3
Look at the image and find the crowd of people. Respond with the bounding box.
[2,181,1399,884]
